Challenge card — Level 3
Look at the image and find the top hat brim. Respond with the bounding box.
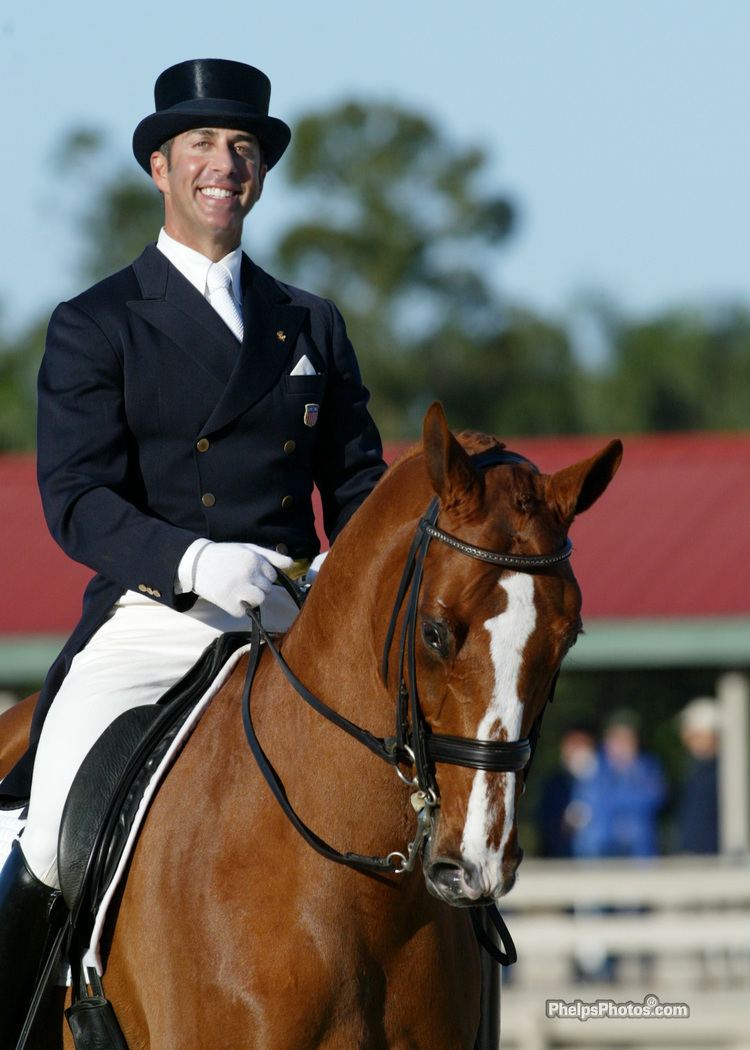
[133,100,291,173]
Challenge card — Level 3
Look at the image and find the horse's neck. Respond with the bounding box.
[245,469,429,871]
[281,463,427,736]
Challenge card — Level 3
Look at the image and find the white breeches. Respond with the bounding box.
[21,587,298,887]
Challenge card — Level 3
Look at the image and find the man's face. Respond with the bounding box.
[150,127,266,256]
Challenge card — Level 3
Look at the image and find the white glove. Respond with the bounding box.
[191,541,294,617]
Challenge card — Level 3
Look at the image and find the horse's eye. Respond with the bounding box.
[421,619,449,658]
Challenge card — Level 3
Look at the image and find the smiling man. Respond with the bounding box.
[0,59,386,1041]
[153,126,265,257]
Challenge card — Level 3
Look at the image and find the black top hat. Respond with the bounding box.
[133,58,291,173]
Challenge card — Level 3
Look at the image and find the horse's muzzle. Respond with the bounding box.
[424,852,522,905]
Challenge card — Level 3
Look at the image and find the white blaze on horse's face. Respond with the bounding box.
[460,571,537,897]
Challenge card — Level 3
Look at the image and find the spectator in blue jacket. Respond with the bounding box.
[573,710,666,859]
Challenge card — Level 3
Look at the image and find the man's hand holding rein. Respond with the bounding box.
[178,540,294,616]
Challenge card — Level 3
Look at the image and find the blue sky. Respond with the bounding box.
[1,0,747,333]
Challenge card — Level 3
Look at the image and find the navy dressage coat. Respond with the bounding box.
[1,244,386,800]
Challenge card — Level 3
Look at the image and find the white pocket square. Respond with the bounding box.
[289,355,318,377]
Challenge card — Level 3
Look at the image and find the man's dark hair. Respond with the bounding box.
[159,137,174,169]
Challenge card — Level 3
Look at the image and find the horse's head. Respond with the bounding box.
[392,404,621,905]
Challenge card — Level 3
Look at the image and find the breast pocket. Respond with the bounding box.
[282,373,327,400]
[282,373,327,433]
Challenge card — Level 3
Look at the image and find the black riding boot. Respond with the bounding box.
[0,838,66,1049]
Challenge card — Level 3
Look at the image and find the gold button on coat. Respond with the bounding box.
[276,543,288,555]
[283,440,296,455]
[138,584,148,593]
[281,495,294,511]
[201,493,216,508]
[196,438,210,452]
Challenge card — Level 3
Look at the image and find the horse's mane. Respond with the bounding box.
[389,431,507,471]
[454,431,507,456]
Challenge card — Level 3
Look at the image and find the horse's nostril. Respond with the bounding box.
[429,861,463,890]
[428,859,480,895]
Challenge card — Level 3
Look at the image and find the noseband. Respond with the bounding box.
[241,447,571,879]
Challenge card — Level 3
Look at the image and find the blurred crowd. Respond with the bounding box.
[537,699,720,859]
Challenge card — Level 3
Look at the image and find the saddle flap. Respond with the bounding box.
[57,631,251,923]
[58,705,163,912]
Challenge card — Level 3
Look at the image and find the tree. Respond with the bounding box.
[0,318,46,450]
[580,304,750,433]
[58,129,163,284]
[3,104,750,450]
[273,101,532,436]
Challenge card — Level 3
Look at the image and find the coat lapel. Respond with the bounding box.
[128,245,239,387]
[199,257,308,435]
[127,246,309,436]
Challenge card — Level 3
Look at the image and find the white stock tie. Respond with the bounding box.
[206,263,244,342]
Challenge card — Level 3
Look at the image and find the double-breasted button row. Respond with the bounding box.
[138,583,162,598]
[197,438,213,507]
[283,440,296,455]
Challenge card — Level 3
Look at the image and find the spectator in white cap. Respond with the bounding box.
[676,697,720,854]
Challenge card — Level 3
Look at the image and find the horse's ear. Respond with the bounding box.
[422,402,482,509]
[546,439,623,525]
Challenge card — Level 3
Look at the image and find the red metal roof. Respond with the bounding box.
[2,432,749,635]
[496,432,750,620]
[1,456,94,634]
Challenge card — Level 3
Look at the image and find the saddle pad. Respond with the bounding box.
[57,633,253,974]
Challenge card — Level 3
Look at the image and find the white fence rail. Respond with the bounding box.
[494,856,750,1050]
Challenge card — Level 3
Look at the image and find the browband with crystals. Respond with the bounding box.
[421,522,573,570]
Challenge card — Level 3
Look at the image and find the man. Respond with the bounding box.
[574,711,666,859]
[0,58,386,1040]
[676,697,720,853]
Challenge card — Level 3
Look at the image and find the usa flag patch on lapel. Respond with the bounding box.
[304,403,319,427]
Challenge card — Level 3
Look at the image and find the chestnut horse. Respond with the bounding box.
[1,404,621,1049]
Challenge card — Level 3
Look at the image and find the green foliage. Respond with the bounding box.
[1,101,750,451]
[0,318,46,450]
[58,128,163,283]
[0,128,164,452]
[273,100,527,438]
[582,306,750,433]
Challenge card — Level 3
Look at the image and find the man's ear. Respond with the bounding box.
[257,163,268,200]
[150,150,169,194]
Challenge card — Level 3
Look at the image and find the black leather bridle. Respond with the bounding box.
[381,447,572,804]
[241,446,572,879]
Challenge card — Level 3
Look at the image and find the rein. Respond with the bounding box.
[241,447,572,962]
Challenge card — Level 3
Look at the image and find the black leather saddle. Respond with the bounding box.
[57,631,251,944]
